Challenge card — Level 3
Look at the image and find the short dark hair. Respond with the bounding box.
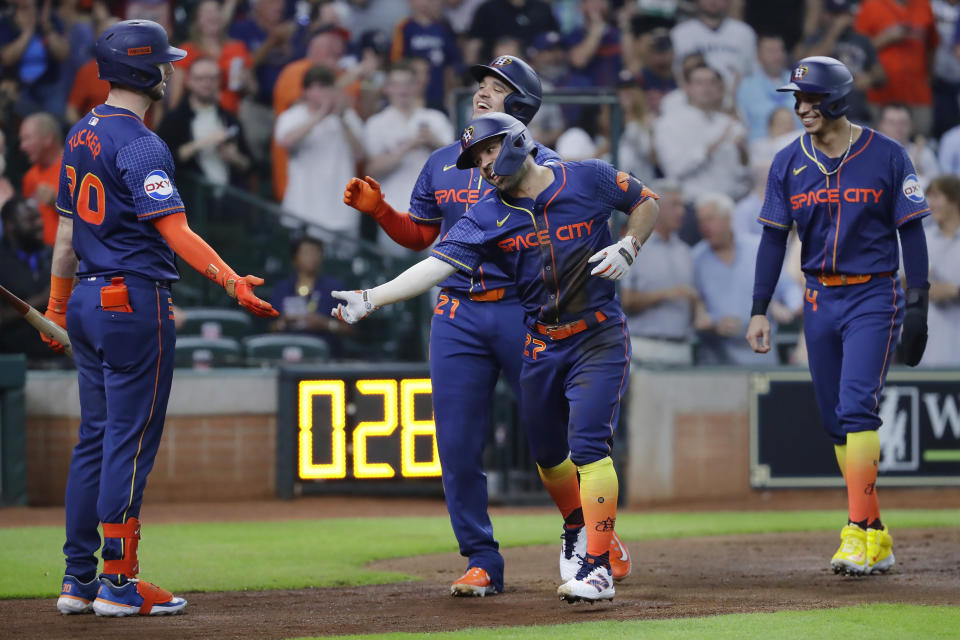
[290,234,324,257]
[927,175,960,206]
[303,65,336,89]
[0,195,27,225]
[684,61,722,84]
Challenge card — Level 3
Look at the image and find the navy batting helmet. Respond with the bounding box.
[95,20,186,92]
[470,56,542,125]
[456,113,537,176]
[777,56,853,119]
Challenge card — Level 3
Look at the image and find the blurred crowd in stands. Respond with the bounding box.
[1,0,960,368]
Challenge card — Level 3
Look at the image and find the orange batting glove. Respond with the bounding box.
[225,274,279,318]
[344,176,386,216]
[42,275,72,353]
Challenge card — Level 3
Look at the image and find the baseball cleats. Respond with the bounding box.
[450,567,499,597]
[866,526,895,574]
[559,524,587,582]
[831,524,868,575]
[93,578,187,616]
[558,552,615,604]
[57,575,100,614]
[609,531,631,582]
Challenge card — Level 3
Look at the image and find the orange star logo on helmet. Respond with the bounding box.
[462,126,474,145]
[794,65,808,81]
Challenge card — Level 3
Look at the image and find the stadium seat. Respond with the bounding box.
[242,333,331,366]
[174,336,244,369]
[178,307,253,340]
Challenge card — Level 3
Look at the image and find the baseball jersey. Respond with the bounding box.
[758,128,930,275]
[55,104,185,281]
[431,160,653,326]
[410,139,560,294]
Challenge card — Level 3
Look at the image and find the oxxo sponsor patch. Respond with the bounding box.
[902,173,924,203]
[144,169,173,201]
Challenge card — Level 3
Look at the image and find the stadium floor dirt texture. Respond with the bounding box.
[4,492,959,640]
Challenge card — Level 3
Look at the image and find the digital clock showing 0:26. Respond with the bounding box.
[297,378,442,480]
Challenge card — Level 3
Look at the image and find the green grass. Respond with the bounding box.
[2,509,958,599]
[294,604,960,640]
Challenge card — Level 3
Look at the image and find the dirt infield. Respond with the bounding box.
[4,493,960,640]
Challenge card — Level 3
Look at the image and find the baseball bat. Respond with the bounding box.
[0,283,73,359]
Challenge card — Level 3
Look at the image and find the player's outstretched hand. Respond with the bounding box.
[228,274,279,318]
[745,315,771,353]
[331,290,378,324]
[901,287,929,366]
[588,235,641,281]
[343,176,385,215]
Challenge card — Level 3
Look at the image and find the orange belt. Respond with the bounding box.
[817,271,892,287]
[534,311,607,340]
[468,287,505,302]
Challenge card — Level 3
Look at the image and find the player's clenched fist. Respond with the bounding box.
[330,290,378,324]
[226,274,279,318]
[745,314,771,354]
[343,176,386,216]
[588,235,641,281]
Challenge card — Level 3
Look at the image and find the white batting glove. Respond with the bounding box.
[330,290,378,324]
[588,235,641,281]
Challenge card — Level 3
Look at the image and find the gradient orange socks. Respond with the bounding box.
[578,457,618,557]
[845,430,881,529]
[537,457,584,527]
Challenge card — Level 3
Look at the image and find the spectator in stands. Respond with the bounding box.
[229,0,299,164]
[653,62,750,203]
[565,0,634,89]
[157,57,251,188]
[363,60,454,257]
[616,70,657,183]
[631,27,676,116]
[692,192,800,365]
[0,0,70,116]
[670,0,758,99]
[732,159,770,241]
[738,0,813,54]
[390,0,462,112]
[736,33,799,142]
[445,0,485,35]
[621,181,705,366]
[854,0,937,135]
[466,0,558,64]
[659,51,705,115]
[795,0,886,126]
[0,196,56,361]
[524,31,567,148]
[931,0,960,138]
[169,0,254,115]
[748,105,802,168]
[919,175,960,366]
[51,0,95,118]
[274,65,364,240]
[344,0,411,42]
[938,120,960,174]
[270,235,349,358]
[876,103,939,189]
[65,15,116,125]
[19,112,61,247]
[0,130,16,221]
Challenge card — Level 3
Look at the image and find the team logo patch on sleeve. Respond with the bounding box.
[616,171,631,192]
[902,174,924,203]
[144,170,174,201]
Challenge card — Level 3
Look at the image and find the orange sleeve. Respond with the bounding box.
[390,20,407,63]
[853,2,878,37]
[372,200,441,251]
[152,212,236,289]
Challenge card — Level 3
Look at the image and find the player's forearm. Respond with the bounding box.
[50,217,78,279]
[372,201,441,251]
[367,256,456,307]
[152,212,237,290]
[623,198,659,246]
[751,225,789,316]
[898,218,929,290]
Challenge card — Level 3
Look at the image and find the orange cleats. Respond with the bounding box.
[609,531,631,582]
[450,567,499,597]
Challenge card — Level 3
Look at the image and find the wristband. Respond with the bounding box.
[751,297,770,317]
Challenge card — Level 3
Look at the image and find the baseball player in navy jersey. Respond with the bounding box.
[746,56,930,576]
[344,55,631,596]
[47,20,277,617]
[333,113,659,603]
